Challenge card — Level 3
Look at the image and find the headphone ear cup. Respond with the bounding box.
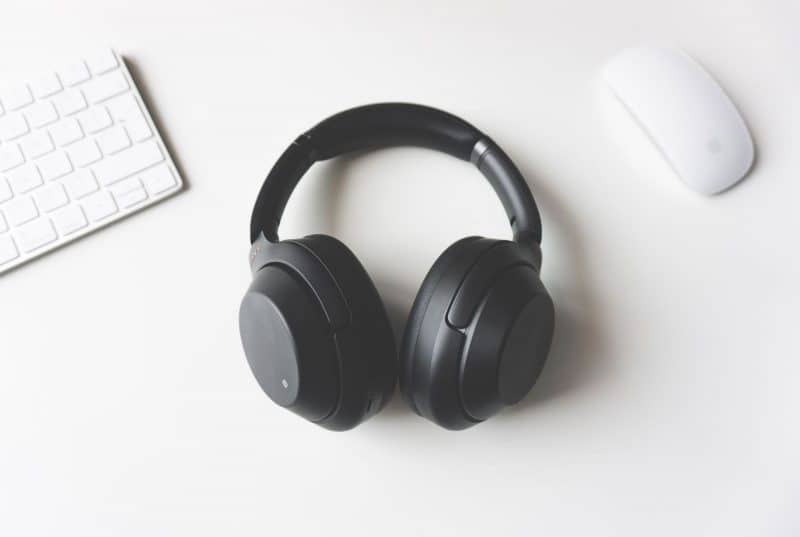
[458,263,554,420]
[401,237,555,429]
[400,237,499,416]
[295,235,397,427]
[239,263,341,423]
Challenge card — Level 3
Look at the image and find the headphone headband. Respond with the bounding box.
[250,103,542,245]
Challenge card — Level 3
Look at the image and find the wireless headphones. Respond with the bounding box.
[240,103,555,431]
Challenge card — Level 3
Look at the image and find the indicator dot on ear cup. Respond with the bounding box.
[239,289,300,407]
[239,265,340,422]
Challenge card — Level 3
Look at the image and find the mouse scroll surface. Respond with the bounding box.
[603,46,754,195]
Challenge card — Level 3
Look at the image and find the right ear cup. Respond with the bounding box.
[400,237,498,415]
[239,235,395,431]
[400,236,555,430]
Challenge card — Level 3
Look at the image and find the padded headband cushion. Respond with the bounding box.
[307,103,481,161]
[249,103,542,245]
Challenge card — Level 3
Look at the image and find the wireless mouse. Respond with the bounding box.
[602,46,755,195]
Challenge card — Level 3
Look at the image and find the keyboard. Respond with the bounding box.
[0,48,183,274]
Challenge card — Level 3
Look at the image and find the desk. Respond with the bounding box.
[1,1,797,535]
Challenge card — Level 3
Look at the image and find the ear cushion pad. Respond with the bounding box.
[292,234,396,427]
[399,236,500,414]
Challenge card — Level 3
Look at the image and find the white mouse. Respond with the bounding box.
[602,46,755,195]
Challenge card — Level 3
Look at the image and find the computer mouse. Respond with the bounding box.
[602,46,754,195]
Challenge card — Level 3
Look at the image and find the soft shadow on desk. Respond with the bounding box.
[123,57,191,191]
[301,156,607,422]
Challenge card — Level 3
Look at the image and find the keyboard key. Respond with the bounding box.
[77,106,112,133]
[30,73,62,98]
[0,84,33,110]
[61,169,98,199]
[126,115,152,142]
[0,177,12,202]
[140,164,176,195]
[0,211,6,233]
[106,93,139,121]
[67,138,102,167]
[0,113,30,141]
[49,118,84,146]
[86,49,119,75]
[116,187,147,209]
[93,140,163,186]
[51,204,87,235]
[0,235,19,265]
[96,125,131,155]
[51,89,87,116]
[0,144,24,171]
[37,151,73,180]
[4,196,38,225]
[20,131,55,159]
[24,101,59,128]
[106,94,153,141]
[7,164,42,194]
[83,71,128,103]
[15,217,57,252]
[81,190,117,221]
[58,61,91,86]
[33,183,68,212]
[110,177,147,208]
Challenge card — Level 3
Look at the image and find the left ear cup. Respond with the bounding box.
[293,234,397,427]
[401,237,555,430]
[239,235,395,431]
[240,262,341,423]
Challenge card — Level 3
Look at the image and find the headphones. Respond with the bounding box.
[239,103,555,431]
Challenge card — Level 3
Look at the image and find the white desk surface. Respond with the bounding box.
[1,1,798,535]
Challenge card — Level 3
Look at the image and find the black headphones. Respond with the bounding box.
[240,103,555,431]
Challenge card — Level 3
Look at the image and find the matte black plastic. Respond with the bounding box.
[308,103,480,161]
[243,103,557,431]
[249,103,542,245]
[400,237,491,399]
[239,265,340,422]
[250,139,314,243]
[298,235,397,425]
[248,237,350,330]
[240,234,396,431]
[473,140,543,244]
[446,241,539,328]
[400,237,499,418]
[400,236,555,429]
[459,265,555,421]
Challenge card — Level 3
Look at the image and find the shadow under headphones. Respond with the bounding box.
[240,103,555,431]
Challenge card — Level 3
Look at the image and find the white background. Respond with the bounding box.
[1,1,798,535]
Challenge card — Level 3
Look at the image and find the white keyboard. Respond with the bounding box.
[0,49,183,274]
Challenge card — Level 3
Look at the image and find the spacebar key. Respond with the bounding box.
[93,140,164,186]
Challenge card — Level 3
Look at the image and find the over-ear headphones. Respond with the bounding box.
[240,103,555,430]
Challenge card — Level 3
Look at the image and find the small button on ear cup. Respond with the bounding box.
[295,234,396,429]
[239,265,340,422]
[402,238,555,429]
[400,236,499,420]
